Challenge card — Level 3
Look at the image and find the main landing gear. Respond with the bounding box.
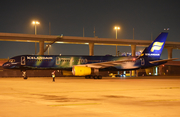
[85,68,102,79]
[85,75,102,79]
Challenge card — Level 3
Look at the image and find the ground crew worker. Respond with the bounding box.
[22,71,27,79]
[52,71,56,82]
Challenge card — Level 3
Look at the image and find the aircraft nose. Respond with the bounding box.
[2,62,11,69]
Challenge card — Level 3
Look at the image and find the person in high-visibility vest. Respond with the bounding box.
[52,71,56,82]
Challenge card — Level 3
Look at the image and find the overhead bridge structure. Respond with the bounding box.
[0,32,180,58]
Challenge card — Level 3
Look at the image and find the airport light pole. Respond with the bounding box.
[46,45,51,55]
[32,21,40,55]
[114,26,120,56]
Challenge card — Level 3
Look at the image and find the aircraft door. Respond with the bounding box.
[56,57,61,65]
[141,58,145,66]
[21,56,26,65]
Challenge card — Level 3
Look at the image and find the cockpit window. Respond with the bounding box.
[9,59,15,63]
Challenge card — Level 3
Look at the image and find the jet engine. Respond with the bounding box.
[72,66,91,76]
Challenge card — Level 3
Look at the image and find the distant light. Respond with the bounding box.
[155,67,158,75]
[132,58,136,61]
[56,42,64,43]
[164,28,170,30]
[114,26,120,30]
[46,45,51,47]
[32,21,40,25]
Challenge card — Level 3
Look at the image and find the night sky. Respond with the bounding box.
[0,0,180,60]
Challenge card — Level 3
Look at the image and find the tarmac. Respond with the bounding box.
[0,76,180,117]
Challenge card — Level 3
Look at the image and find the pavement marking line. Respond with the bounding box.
[48,103,101,107]
[143,99,180,102]
[161,87,180,89]
[41,87,180,94]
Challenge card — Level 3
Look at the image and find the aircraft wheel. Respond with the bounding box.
[85,75,90,79]
[98,75,102,79]
[85,75,92,79]
[89,75,92,79]
[93,75,98,79]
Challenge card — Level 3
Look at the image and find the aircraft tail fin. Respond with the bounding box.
[139,32,168,61]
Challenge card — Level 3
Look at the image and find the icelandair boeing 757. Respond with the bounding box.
[2,32,178,79]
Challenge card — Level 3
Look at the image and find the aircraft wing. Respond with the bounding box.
[150,58,178,64]
[77,59,136,68]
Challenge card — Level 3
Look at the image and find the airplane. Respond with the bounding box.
[2,32,178,79]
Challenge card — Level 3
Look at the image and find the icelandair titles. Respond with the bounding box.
[140,53,160,56]
[145,53,160,56]
[27,56,53,59]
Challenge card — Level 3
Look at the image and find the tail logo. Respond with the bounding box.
[150,42,164,52]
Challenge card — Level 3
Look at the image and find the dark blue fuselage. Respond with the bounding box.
[2,55,166,71]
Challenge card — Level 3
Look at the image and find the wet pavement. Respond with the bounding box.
[0,76,180,117]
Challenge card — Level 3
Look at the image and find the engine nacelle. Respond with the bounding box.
[72,66,91,76]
